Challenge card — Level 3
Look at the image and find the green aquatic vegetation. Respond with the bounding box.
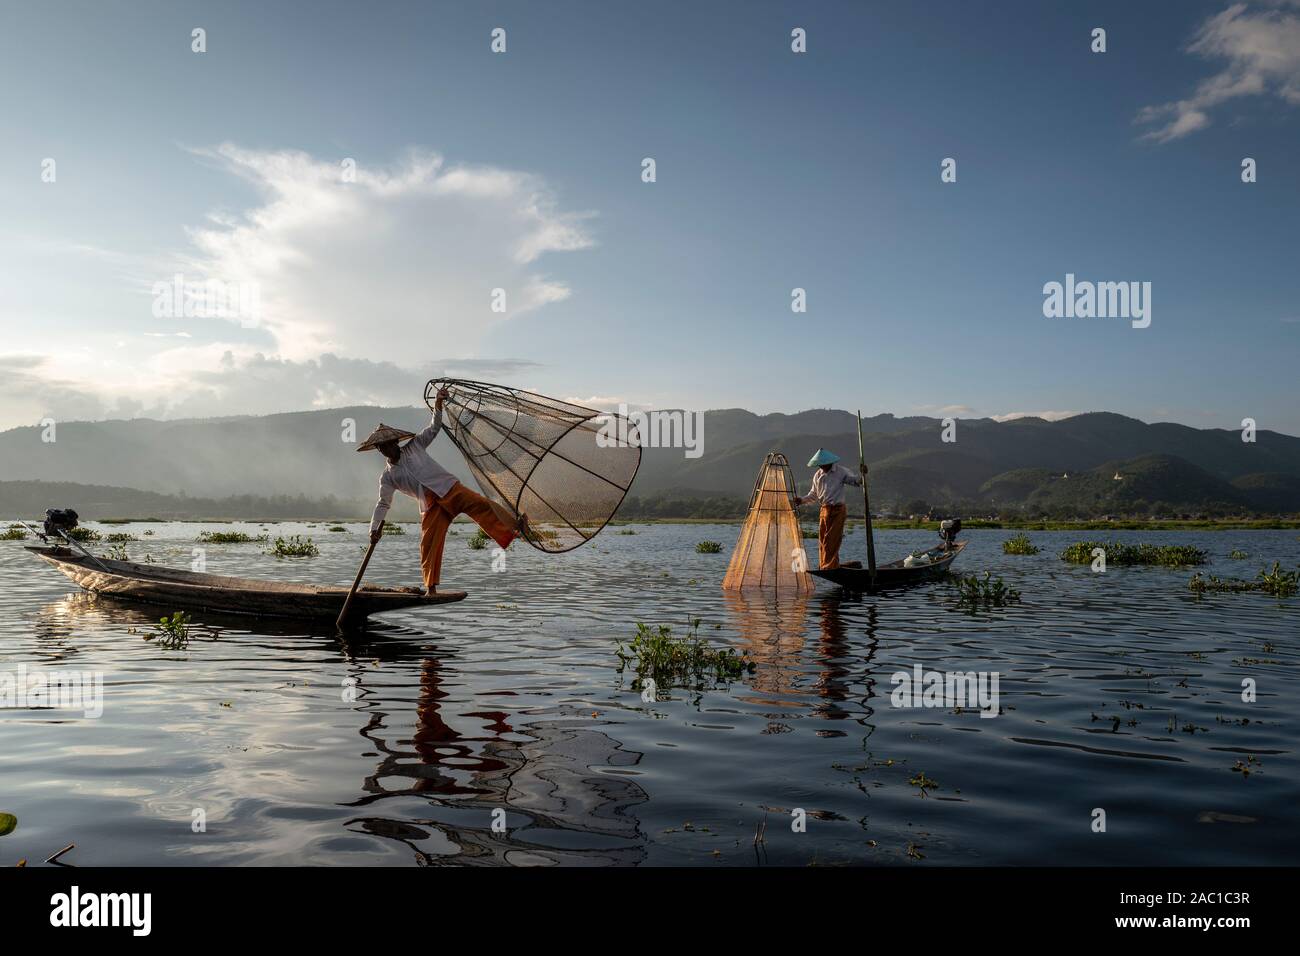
[950,571,1021,608]
[65,527,100,542]
[617,529,637,535]
[695,540,723,554]
[152,612,192,650]
[467,529,490,550]
[908,772,939,795]
[1001,533,1040,555]
[1228,549,1249,560]
[0,527,26,541]
[197,531,266,544]
[268,535,319,557]
[381,521,405,535]
[615,619,754,694]
[103,532,136,543]
[1060,541,1206,566]
[101,544,129,562]
[1188,562,1299,598]
[328,525,347,532]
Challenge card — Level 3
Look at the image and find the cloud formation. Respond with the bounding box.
[1137,2,1300,142]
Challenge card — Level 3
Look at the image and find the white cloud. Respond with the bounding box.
[1137,2,1300,142]
[174,144,593,361]
[991,410,1081,423]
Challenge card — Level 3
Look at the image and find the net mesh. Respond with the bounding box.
[722,452,813,594]
[426,379,642,553]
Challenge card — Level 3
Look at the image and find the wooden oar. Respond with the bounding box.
[857,410,878,585]
[336,536,379,630]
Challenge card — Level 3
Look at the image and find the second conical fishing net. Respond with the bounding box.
[426,379,642,553]
[722,452,813,594]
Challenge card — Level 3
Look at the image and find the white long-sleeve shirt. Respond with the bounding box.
[369,410,460,533]
[798,463,862,508]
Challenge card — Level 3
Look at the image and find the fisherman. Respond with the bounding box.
[359,387,526,594]
[793,448,865,570]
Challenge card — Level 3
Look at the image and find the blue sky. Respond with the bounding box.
[1,0,1297,433]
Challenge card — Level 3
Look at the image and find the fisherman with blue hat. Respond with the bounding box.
[794,448,865,570]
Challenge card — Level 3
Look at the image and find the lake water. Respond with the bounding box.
[1,522,1296,866]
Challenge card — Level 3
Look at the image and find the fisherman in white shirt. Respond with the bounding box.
[794,448,865,570]
[358,387,526,593]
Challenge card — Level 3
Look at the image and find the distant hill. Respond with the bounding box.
[2,407,1298,519]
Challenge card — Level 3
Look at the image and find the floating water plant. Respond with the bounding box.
[103,532,136,543]
[615,619,754,694]
[0,526,25,541]
[1002,533,1040,555]
[328,525,347,532]
[268,535,319,557]
[1229,549,1249,560]
[695,540,723,554]
[381,521,405,535]
[101,543,129,561]
[950,571,1021,608]
[65,527,100,542]
[1189,563,1299,598]
[467,529,490,550]
[153,612,192,649]
[197,531,265,544]
[1060,541,1206,566]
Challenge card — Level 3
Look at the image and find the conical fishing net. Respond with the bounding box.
[426,379,642,553]
[722,452,813,594]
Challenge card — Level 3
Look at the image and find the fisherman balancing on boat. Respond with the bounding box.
[793,448,866,571]
[358,387,527,594]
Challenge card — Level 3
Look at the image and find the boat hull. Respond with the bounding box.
[27,547,466,620]
[809,540,966,592]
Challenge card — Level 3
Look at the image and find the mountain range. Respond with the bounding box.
[1,407,1297,519]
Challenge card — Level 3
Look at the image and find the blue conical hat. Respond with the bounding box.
[807,448,840,467]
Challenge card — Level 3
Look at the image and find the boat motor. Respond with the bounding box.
[43,508,80,539]
[939,518,961,548]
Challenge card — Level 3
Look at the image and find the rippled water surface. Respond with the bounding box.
[1,522,1296,866]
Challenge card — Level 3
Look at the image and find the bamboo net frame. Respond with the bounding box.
[426,379,641,553]
[722,452,813,595]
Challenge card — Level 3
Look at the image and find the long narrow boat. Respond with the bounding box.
[810,540,967,592]
[27,546,467,620]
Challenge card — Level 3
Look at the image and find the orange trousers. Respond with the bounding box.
[818,503,847,570]
[420,483,518,588]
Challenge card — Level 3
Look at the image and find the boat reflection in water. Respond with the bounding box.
[34,592,650,866]
[723,591,880,735]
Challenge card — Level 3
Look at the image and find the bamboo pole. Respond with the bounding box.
[857,410,877,583]
[336,537,379,630]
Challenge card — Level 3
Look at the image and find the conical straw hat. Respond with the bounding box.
[357,423,417,452]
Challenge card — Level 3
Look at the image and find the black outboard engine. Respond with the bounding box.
[44,508,80,539]
[939,518,961,549]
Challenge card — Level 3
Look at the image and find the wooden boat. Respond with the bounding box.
[27,546,467,620]
[810,540,967,592]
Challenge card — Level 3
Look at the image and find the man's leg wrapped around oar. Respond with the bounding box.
[420,483,520,591]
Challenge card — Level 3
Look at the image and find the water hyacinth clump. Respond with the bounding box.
[695,540,723,554]
[268,535,319,557]
[1189,563,1299,599]
[0,526,26,541]
[1060,541,1206,567]
[467,529,490,550]
[152,611,193,650]
[198,530,266,544]
[1229,549,1250,560]
[616,619,755,693]
[381,521,405,535]
[1002,533,1040,555]
[951,571,1021,609]
[65,527,100,542]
